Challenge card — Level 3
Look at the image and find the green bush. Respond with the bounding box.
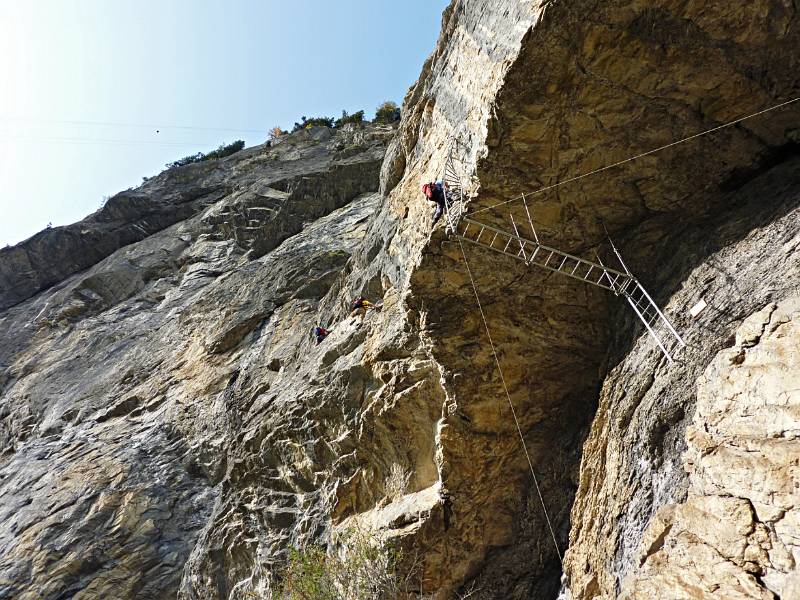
[165,140,245,169]
[204,140,245,160]
[166,152,204,169]
[292,115,335,132]
[374,101,400,124]
[276,528,411,600]
[334,110,365,129]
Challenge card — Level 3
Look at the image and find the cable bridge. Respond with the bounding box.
[441,136,686,363]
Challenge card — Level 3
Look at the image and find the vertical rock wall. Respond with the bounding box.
[1,1,799,598]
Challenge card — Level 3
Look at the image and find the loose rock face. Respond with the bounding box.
[1,1,800,599]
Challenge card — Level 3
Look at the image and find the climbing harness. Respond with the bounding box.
[442,129,686,363]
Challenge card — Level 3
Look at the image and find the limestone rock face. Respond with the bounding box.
[620,297,800,599]
[1,1,800,599]
[0,125,385,311]
[563,163,800,600]
[0,125,392,599]
[394,0,800,597]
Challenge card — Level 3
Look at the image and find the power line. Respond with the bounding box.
[466,96,800,217]
[1,134,211,148]
[0,115,265,134]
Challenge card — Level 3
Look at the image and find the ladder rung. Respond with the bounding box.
[447,210,682,363]
[620,278,634,294]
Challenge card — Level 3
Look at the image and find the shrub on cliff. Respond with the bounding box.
[292,115,335,132]
[374,101,400,124]
[334,110,365,129]
[166,152,205,169]
[203,140,246,160]
[165,140,245,169]
[275,528,413,600]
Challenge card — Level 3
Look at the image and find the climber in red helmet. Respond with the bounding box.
[422,180,447,226]
[314,326,330,345]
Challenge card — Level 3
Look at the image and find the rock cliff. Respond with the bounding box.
[1,1,799,599]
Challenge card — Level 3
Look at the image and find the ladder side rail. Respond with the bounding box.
[537,261,618,292]
[457,234,530,264]
[459,225,515,251]
[460,218,630,280]
[625,295,674,363]
[459,233,591,289]
[457,232,619,292]
[625,281,686,348]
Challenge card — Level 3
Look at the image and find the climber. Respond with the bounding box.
[350,296,376,319]
[423,181,447,226]
[314,326,330,345]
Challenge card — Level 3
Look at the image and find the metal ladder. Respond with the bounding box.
[441,134,686,363]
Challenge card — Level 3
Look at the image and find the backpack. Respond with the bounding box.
[422,183,434,199]
[314,327,324,337]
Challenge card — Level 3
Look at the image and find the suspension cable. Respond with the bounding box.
[466,96,800,217]
[454,235,563,562]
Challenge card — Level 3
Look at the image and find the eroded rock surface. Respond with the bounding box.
[0,125,391,599]
[621,297,800,599]
[1,1,800,599]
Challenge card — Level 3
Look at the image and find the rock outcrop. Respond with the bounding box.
[0,125,392,598]
[621,297,800,599]
[1,1,799,599]
[565,163,800,599]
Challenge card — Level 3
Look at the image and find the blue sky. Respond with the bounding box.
[0,0,449,246]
